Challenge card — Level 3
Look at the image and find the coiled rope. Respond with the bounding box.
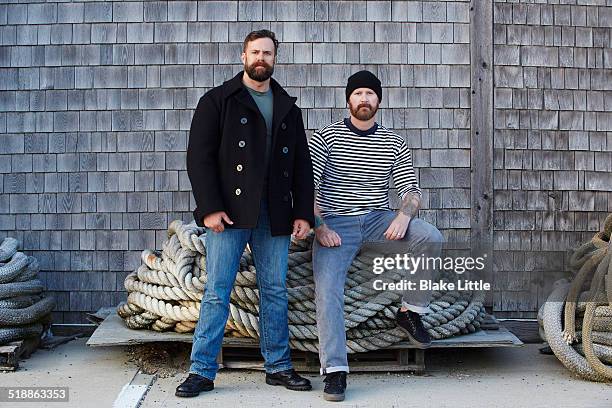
[540,214,612,382]
[118,220,493,353]
[0,237,55,345]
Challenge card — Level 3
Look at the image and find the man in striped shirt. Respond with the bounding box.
[309,71,444,402]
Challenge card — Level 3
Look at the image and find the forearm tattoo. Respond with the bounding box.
[399,193,420,218]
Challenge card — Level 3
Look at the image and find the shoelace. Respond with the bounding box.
[402,312,417,331]
[324,373,345,389]
[187,375,206,384]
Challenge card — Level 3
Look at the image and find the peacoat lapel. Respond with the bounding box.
[270,79,297,151]
[223,71,298,151]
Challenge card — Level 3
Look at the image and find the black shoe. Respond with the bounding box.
[396,309,432,349]
[265,369,312,391]
[323,371,347,402]
[175,373,214,398]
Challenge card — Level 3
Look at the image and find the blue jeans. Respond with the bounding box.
[189,201,293,380]
[313,210,444,374]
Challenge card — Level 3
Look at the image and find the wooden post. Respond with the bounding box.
[470,1,494,307]
[216,348,224,367]
[398,348,411,366]
[415,349,425,368]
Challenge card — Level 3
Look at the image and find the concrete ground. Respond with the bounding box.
[0,338,610,408]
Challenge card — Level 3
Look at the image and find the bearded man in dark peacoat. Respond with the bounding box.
[178,30,314,398]
[186,69,314,236]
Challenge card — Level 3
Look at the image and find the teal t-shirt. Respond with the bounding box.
[245,85,274,196]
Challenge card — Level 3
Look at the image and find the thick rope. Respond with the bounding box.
[0,323,44,345]
[540,214,612,382]
[119,220,493,352]
[0,237,18,262]
[0,238,54,346]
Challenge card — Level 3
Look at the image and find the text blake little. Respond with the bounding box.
[372,279,491,291]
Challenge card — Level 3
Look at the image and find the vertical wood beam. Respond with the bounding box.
[470,1,494,307]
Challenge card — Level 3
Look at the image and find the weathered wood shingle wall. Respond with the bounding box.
[492,0,611,318]
[0,1,609,322]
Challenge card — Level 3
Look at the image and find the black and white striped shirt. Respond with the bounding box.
[309,118,421,217]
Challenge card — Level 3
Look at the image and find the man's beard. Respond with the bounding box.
[349,101,378,121]
[245,61,274,82]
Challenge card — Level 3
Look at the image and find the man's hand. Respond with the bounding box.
[384,212,411,240]
[292,219,310,240]
[315,224,342,247]
[203,211,233,233]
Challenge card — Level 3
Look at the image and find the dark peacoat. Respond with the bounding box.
[186,71,315,236]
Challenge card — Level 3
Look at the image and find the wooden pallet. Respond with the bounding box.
[0,336,41,371]
[219,337,425,373]
[88,314,523,373]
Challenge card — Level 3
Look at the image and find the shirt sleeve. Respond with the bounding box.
[308,130,329,189]
[393,138,421,199]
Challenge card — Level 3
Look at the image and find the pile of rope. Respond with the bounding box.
[0,237,55,345]
[118,220,493,353]
[539,214,612,382]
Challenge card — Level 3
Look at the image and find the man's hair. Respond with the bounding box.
[242,29,279,55]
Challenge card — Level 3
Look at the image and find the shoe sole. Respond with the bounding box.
[397,325,432,349]
[265,377,312,391]
[175,384,214,398]
[323,392,345,402]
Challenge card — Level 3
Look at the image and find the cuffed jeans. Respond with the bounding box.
[313,210,444,375]
[189,201,293,380]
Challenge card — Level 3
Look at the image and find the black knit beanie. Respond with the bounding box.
[345,70,382,102]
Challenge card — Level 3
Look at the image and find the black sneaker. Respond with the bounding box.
[175,373,214,398]
[323,371,347,402]
[396,309,432,349]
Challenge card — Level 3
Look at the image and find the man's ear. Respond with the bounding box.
[240,52,246,65]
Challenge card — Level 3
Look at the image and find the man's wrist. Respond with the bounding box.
[396,211,411,219]
[314,215,325,229]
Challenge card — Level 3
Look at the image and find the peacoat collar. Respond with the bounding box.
[222,71,298,145]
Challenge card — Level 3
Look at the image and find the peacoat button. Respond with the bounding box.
[281,122,287,130]
[236,164,243,172]
[238,140,246,148]
[235,188,242,196]
[240,117,247,125]
[283,195,289,202]
[282,146,288,154]
[283,170,289,178]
